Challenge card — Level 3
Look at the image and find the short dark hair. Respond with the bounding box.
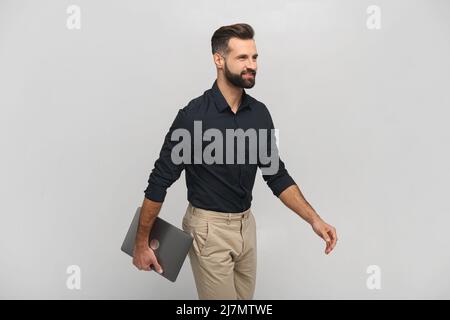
[211,23,255,55]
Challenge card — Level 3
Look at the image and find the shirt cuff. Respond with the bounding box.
[269,174,297,197]
[144,183,167,202]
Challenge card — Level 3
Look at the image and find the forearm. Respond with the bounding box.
[134,197,163,248]
[278,184,321,224]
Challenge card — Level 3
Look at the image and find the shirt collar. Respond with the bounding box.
[211,79,252,113]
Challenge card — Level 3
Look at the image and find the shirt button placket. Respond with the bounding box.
[234,111,245,206]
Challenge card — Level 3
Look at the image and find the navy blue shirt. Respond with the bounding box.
[144,80,296,213]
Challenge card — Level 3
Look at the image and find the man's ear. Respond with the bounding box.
[213,53,225,70]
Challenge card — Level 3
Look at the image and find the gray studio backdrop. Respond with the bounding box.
[1,0,449,299]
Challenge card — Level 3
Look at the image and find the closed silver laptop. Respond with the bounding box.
[121,207,193,282]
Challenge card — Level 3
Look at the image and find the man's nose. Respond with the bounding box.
[245,61,257,72]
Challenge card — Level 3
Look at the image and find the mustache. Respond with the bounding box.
[242,70,256,75]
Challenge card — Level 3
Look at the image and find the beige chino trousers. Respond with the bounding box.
[182,202,257,300]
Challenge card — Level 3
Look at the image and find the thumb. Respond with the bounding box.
[152,258,163,274]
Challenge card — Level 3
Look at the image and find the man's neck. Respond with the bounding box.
[216,77,243,114]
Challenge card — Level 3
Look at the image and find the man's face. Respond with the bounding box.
[221,38,258,89]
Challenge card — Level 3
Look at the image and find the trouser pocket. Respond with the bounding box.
[182,206,213,256]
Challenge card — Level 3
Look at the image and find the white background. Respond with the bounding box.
[1,0,449,299]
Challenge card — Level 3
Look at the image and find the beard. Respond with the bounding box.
[224,62,256,89]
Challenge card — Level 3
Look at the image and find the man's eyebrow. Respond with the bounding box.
[236,54,259,58]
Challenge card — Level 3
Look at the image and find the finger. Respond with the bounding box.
[142,265,151,271]
[321,230,330,254]
[137,261,147,271]
[321,229,331,244]
[332,229,338,250]
[325,240,331,254]
[328,228,336,253]
[328,229,337,251]
[152,259,164,274]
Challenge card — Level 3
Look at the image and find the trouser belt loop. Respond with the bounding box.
[227,213,231,225]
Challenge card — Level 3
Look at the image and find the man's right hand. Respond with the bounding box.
[132,245,163,273]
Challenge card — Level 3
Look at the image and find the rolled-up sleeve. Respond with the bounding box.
[144,109,187,202]
[258,109,296,197]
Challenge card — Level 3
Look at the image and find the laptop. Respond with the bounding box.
[121,206,193,282]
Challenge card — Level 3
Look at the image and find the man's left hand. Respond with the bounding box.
[310,218,338,255]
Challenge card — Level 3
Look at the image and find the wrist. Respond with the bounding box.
[135,241,149,250]
[307,213,322,226]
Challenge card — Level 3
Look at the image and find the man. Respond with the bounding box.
[133,23,337,299]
